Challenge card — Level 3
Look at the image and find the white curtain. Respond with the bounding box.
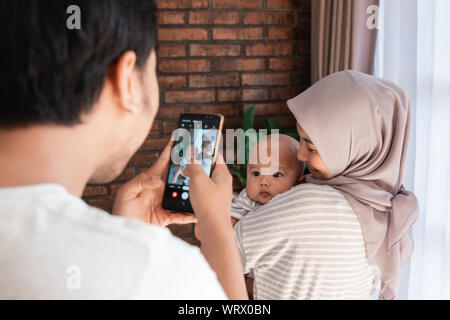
[375,0,450,299]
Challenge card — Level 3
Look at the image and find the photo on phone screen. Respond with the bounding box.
[163,114,223,213]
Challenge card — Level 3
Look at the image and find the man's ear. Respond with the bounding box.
[107,50,140,114]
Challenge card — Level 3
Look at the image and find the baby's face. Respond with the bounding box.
[246,136,303,204]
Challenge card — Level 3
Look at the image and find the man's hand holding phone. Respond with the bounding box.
[112,141,197,226]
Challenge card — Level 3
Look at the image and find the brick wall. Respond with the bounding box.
[82,0,311,245]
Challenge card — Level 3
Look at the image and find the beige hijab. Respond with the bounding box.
[287,70,419,300]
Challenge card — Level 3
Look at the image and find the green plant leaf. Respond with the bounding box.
[243,106,255,132]
[228,164,247,187]
[265,118,281,133]
[285,132,300,141]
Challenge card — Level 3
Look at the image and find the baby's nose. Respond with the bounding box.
[259,176,270,186]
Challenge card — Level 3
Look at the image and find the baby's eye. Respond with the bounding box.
[273,172,283,178]
[251,171,260,177]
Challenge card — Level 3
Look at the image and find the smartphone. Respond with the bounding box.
[162,113,224,213]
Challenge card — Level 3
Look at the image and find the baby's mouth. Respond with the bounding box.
[259,191,271,198]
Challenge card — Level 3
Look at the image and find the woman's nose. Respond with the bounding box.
[297,145,308,162]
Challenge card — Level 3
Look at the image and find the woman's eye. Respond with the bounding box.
[273,172,283,178]
[252,171,260,177]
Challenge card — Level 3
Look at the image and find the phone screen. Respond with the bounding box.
[163,114,222,213]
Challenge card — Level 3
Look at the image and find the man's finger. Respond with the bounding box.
[146,140,174,178]
[211,153,232,183]
[183,163,207,179]
[168,213,198,225]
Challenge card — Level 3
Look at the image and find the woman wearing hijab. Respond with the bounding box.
[234,70,419,300]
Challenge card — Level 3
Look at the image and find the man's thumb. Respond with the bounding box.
[141,174,164,190]
[183,163,206,179]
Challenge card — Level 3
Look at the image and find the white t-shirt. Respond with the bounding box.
[0,184,227,300]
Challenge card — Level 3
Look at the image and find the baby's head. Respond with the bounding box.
[246,134,304,204]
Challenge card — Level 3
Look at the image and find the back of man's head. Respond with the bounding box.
[0,0,158,128]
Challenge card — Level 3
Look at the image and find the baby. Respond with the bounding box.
[230,133,304,299]
[231,134,304,226]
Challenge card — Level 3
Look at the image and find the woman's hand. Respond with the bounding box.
[112,141,197,227]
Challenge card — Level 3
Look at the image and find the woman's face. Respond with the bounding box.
[296,123,332,180]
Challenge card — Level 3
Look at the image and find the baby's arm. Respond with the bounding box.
[230,189,256,227]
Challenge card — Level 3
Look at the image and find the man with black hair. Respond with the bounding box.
[0,0,247,299]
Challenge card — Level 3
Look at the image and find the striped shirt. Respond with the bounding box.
[233,183,380,300]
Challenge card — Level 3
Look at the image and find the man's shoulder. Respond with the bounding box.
[0,183,198,261]
[0,184,217,299]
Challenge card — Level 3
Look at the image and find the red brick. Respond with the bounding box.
[214,58,265,72]
[266,0,297,8]
[83,185,108,197]
[85,198,114,213]
[149,122,160,135]
[246,43,293,56]
[168,224,194,236]
[189,12,240,25]
[156,106,186,119]
[298,41,310,55]
[128,153,159,166]
[187,104,240,117]
[291,71,311,86]
[245,103,290,116]
[109,183,123,196]
[165,90,215,103]
[158,12,185,25]
[159,59,211,73]
[159,75,187,88]
[159,28,208,41]
[264,115,297,129]
[243,12,295,25]
[162,121,178,134]
[212,0,262,9]
[218,89,241,102]
[297,11,311,24]
[223,118,244,130]
[189,73,240,88]
[158,45,186,58]
[190,44,241,57]
[242,88,269,101]
[182,237,201,247]
[114,168,136,182]
[241,73,290,86]
[269,57,310,70]
[157,0,209,9]
[140,137,171,151]
[269,87,301,100]
[268,27,296,40]
[212,28,263,40]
